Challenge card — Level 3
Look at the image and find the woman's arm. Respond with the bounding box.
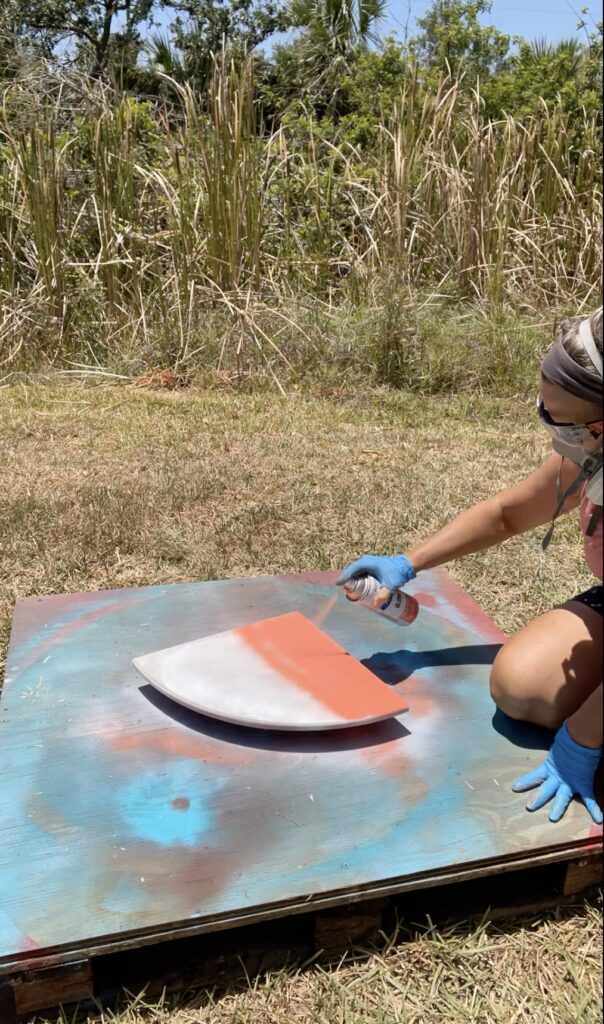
[407,453,581,572]
[567,684,603,749]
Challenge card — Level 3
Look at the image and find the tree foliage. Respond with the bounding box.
[162,0,289,89]
[2,0,155,75]
[0,0,601,164]
[483,29,603,125]
[287,0,386,56]
[411,0,512,81]
[264,0,387,118]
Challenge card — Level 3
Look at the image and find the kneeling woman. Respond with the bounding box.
[338,309,603,824]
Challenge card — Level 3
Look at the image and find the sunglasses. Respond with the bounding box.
[536,398,603,444]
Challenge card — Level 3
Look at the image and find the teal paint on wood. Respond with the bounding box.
[0,570,601,968]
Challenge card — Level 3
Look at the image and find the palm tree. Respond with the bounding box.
[285,0,386,111]
[288,0,387,58]
[529,36,585,74]
[146,31,186,82]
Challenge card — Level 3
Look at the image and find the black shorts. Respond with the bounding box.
[571,585,603,615]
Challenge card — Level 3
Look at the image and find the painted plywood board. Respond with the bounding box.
[133,610,408,730]
[0,569,601,971]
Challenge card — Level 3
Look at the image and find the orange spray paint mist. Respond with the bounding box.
[313,578,420,630]
[312,592,339,630]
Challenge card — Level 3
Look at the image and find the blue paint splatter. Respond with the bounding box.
[117,759,223,847]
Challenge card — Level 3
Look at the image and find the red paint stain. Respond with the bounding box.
[172,797,190,811]
[12,595,139,676]
[105,838,244,914]
[404,693,436,718]
[400,676,439,719]
[413,592,437,608]
[26,792,72,838]
[113,727,254,765]
[428,574,505,642]
[240,611,407,722]
[363,744,411,778]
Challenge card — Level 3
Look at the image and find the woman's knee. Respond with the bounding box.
[489,604,602,730]
[489,643,562,729]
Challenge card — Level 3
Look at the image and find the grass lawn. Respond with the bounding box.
[0,381,601,1024]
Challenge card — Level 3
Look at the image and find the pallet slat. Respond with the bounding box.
[563,854,603,896]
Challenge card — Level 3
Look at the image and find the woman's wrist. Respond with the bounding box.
[567,716,603,749]
[404,549,429,574]
[400,552,418,575]
[567,686,603,749]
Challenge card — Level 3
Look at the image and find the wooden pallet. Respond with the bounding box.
[1,570,602,1020]
[1,851,601,1020]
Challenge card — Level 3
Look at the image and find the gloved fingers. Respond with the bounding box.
[512,765,548,793]
[336,558,370,586]
[526,776,559,811]
[373,585,392,610]
[580,791,604,825]
[548,783,573,822]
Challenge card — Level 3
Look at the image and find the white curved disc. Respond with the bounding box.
[133,611,407,731]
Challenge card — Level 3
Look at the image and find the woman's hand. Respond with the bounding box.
[512,719,603,824]
[336,554,416,592]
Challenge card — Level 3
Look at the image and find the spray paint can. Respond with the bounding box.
[343,575,419,625]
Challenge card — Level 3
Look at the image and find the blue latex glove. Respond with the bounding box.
[512,720,603,824]
[336,554,416,591]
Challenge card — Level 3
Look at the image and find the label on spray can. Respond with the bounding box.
[387,587,419,624]
[343,575,419,625]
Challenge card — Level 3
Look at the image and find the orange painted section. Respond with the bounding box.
[238,611,407,722]
[114,728,255,765]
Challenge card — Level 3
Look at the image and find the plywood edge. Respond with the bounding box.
[2,837,600,977]
[419,567,506,643]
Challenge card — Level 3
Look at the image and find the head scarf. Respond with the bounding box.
[539,317,603,552]
[540,317,603,405]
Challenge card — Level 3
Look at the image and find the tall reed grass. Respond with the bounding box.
[0,57,601,381]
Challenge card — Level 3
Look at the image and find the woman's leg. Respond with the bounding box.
[489,596,603,730]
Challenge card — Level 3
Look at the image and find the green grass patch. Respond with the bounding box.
[5,294,560,400]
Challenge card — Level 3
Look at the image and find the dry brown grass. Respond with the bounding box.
[1,381,600,1024]
[0,380,593,674]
